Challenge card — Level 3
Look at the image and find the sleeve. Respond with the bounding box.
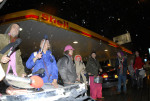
[26,53,36,69]
[0,34,5,62]
[57,57,69,83]
[134,58,139,69]
[124,58,128,68]
[86,60,91,73]
[0,53,3,62]
[115,59,119,70]
[83,63,86,69]
[51,56,58,80]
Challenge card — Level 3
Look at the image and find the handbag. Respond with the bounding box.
[94,76,103,83]
[139,69,146,78]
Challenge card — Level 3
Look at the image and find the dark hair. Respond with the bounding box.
[91,51,96,55]
[117,51,124,57]
[64,50,69,54]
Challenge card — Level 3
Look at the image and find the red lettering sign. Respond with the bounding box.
[41,14,69,28]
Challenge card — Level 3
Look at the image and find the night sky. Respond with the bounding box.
[0,0,150,56]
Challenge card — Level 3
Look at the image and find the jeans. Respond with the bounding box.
[117,74,127,92]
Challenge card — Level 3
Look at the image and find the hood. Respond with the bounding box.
[4,23,14,35]
[74,55,82,62]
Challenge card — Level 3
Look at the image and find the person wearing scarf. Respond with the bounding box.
[115,51,127,94]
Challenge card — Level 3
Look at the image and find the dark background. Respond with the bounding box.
[0,0,150,57]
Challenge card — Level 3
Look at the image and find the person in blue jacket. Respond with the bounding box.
[26,39,58,88]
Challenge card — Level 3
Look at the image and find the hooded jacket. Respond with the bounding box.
[74,55,86,75]
[57,54,77,83]
[26,50,58,83]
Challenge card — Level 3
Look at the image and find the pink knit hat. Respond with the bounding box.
[64,45,75,52]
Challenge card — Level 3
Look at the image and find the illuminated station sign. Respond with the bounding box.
[0,9,132,54]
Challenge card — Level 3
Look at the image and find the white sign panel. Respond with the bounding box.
[113,32,131,45]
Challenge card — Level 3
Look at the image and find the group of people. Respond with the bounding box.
[1,23,146,99]
[0,23,104,100]
[115,51,145,94]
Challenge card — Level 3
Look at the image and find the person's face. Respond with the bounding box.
[40,40,50,51]
[135,51,139,57]
[77,57,81,61]
[69,49,73,55]
[117,52,122,58]
[9,24,20,37]
[91,53,96,58]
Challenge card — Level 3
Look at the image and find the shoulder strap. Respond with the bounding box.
[43,58,51,82]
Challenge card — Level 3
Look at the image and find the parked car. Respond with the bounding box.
[100,66,118,88]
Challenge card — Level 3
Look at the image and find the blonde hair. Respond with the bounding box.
[40,39,52,51]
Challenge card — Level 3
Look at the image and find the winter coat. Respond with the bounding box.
[57,54,77,83]
[74,55,87,83]
[115,56,127,76]
[26,50,58,83]
[74,55,86,75]
[0,34,26,77]
[86,57,101,76]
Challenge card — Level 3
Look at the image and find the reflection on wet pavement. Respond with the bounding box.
[94,78,149,101]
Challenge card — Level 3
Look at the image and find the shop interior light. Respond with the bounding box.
[104,49,108,52]
[73,41,78,44]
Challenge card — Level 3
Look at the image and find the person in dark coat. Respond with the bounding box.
[86,51,103,100]
[57,45,77,86]
[115,51,127,94]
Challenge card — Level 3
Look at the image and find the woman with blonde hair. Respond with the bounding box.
[26,39,58,88]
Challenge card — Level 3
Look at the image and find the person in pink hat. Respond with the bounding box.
[57,45,77,86]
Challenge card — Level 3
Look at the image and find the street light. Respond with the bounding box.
[148,48,150,56]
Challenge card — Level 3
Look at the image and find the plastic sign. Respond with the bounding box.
[113,32,131,45]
